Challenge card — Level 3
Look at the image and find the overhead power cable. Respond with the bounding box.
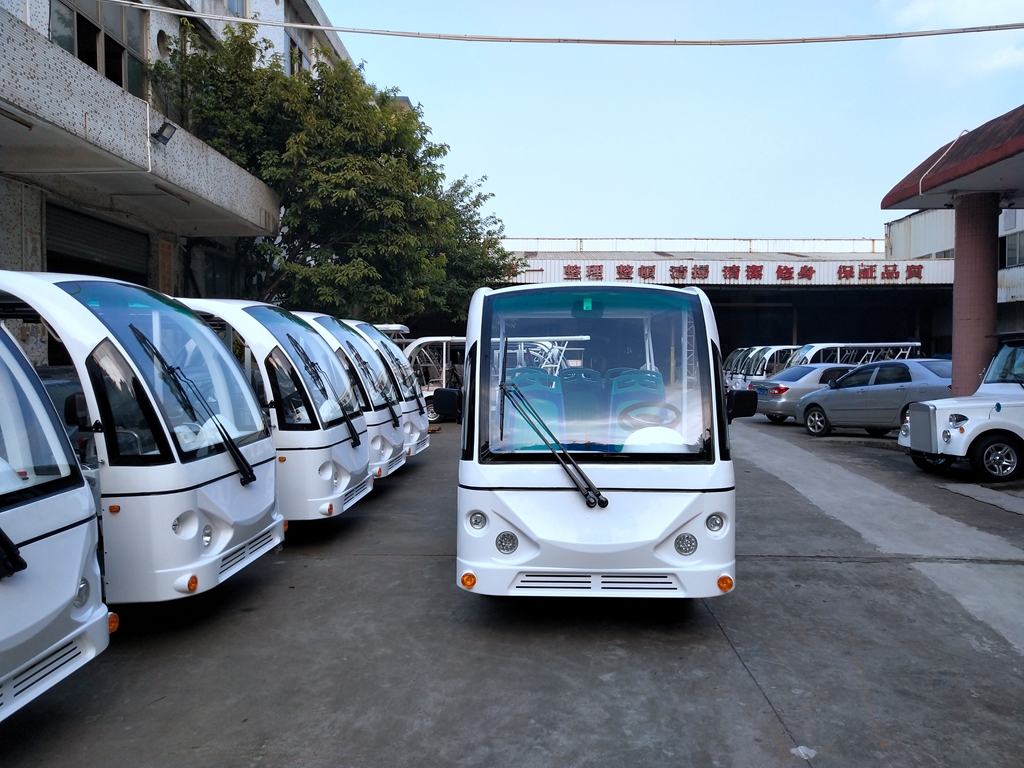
[95,0,1024,47]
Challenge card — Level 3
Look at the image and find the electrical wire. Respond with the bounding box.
[95,0,1024,48]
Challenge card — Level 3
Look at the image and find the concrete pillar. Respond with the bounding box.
[952,193,1000,395]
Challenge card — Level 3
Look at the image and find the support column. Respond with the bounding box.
[952,193,1000,395]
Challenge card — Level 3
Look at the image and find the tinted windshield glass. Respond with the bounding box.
[355,323,422,401]
[313,316,400,410]
[59,281,266,461]
[984,343,1024,384]
[244,307,358,428]
[0,331,81,508]
[480,287,714,462]
[770,365,815,382]
[918,360,952,378]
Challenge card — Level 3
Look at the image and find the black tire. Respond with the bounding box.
[766,414,788,424]
[865,428,891,438]
[803,406,831,437]
[969,433,1024,482]
[911,454,955,474]
[425,400,442,424]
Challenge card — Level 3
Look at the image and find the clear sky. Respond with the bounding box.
[321,1,1024,240]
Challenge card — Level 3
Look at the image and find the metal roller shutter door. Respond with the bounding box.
[46,205,150,275]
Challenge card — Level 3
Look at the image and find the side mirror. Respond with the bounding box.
[64,392,91,431]
[726,389,758,423]
[828,379,837,389]
[433,387,462,422]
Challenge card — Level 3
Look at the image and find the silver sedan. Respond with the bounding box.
[795,359,952,437]
[754,364,855,423]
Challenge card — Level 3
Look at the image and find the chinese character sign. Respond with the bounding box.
[858,264,876,280]
[881,264,900,280]
[692,265,710,280]
[745,264,764,280]
[586,264,604,281]
[723,265,740,280]
[797,265,815,280]
[776,265,794,281]
[669,265,688,281]
[838,265,854,280]
[906,264,923,280]
[564,264,581,281]
[615,264,634,280]
[638,265,656,280]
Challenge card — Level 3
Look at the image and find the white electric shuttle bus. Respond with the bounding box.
[436,284,757,598]
[181,300,372,518]
[403,336,466,423]
[0,324,112,722]
[0,272,282,604]
[345,321,431,458]
[298,313,407,480]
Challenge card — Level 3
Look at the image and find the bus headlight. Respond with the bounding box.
[469,512,487,529]
[706,514,724,532]
[73,578,90,607]
[495,531,518,554]
[942,429,951,443]
[171,517,180,534]
[674,533,698,556]
[202,525,213,547]
[948,414,969,428]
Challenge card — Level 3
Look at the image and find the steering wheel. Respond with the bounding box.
[617,401,682,432]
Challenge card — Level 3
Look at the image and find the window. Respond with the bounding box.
[935,248,955,260]
[285,2,313,75]
[818,367,851,384]
[1005,232,1023,268]
[225,0,245,17]
[873,364,911,385]
[49,0,147,99]
[836,367,875,388]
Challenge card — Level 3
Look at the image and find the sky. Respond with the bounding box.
[320,1,1024,240]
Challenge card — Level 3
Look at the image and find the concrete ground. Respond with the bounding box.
[2,419,1022,767]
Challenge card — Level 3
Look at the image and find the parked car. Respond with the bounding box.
[754,363,855,423]
[899,338,1024,481]
[795,359,952,437]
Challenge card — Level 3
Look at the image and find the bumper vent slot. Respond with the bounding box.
[219,530,277,575]
[514,573,593,590]
[600,574,679,591]
[344,477,371,506]
[387,454,405,471]
[12,641,81,697]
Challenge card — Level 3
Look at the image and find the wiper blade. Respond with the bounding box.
[0,524,28,579]
[348,342,401,427]
[287,333,328,398]
[289,334,360,445]
[500,382,608,509]
[131,324,257,486]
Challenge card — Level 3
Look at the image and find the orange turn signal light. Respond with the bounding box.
[108,612,119,633]
[327,503,334,516]
[278,456,286,462]
[108,505,120,513]
[460,572,477,589]
[407,448,412,456]
[283,520,289,532]
[377,467,383,477]
[187,575,198,592]
[718,575,734,592]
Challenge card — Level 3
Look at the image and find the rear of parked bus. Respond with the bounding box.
[1,325,111,721]
[0,273,282,603]
[455,284,739,598]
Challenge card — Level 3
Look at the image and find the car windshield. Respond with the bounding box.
[480,287,714,462]
[355,323,422,401]
[59,281,266,460]
[0,330,80,507]
[770,365,816,382]
[984,343,1024,384]
[313,316,401,410]
[244,307,359,428]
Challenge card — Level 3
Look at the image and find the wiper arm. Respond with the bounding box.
[288,334,361,445]
[0,524,28,579]
[500,382,608,509]
[287,334,328,398]
[349,343,401,427]
[131,324,256,486]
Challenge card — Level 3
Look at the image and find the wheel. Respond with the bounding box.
[865,428,891,438]
[803,406,831,437]
[969,433,1024,482]
[766,414,788,424]
[911,454,955,474]
[426,400,442,424]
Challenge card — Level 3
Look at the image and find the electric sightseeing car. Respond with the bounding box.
[181,300,372,519]
[344,321,430,458]
[0,323,113,722]
[0,271,282,604]
[434,284,757,598]
[298,313,407,480]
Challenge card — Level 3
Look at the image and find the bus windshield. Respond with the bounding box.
[984,341,1024,385]
[244,307,359,428]
[480,287,714,462]
[355,323,423,402]
[311,316,400,411]
[59,281,267,461]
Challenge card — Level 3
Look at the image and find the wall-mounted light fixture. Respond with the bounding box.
[151,121,177,145]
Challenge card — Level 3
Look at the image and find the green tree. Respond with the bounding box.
[150,22,520,322]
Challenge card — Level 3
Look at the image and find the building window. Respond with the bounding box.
[225,0,245,18]
[285,2,312,75]
[1006,233,1023,268]
[935,248,954,260]
[49,0,147,99]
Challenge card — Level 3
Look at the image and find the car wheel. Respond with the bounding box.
[803,406,831,437]
[969,433,1024,482]
[865,428,891,438]
[426,400,442,424]
[766,414,788,424]
[911,454,954,474]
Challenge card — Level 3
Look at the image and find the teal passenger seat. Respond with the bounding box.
[507,370,564,450]
[559,368,604,446]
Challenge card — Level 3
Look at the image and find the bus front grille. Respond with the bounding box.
[514,573,593,589]
[11,640,82,698]
[220,530,277,575]
[344,477,371,506]
[513,572,683,592]
[387,454,405,472]
[600,574,679,591]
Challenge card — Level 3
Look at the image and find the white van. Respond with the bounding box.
[299,313,407,480]
[182,300,372,518]
[0,324,112,721]
[0,272,282,604]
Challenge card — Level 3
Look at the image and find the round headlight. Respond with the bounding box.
[73,578,90,608]
[674,533,698,556]
[469,512,487,529]
[706,514,724,532]
[900,423,910,436]
[495,531,518,554]
[202,524,213,547]
[941,429,951,443]
[171,517,180,534]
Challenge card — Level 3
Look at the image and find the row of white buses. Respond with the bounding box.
[0,270,429,722]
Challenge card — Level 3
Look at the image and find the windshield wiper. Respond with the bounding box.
[287,334,361,446]
[0,524,28,580]
[131,324,256,486]
[348,343,401,428]
[500,381,608,509]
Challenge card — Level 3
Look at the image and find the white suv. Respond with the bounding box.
[899,341,1024,481]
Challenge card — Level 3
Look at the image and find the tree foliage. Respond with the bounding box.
[150,23,521,322]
